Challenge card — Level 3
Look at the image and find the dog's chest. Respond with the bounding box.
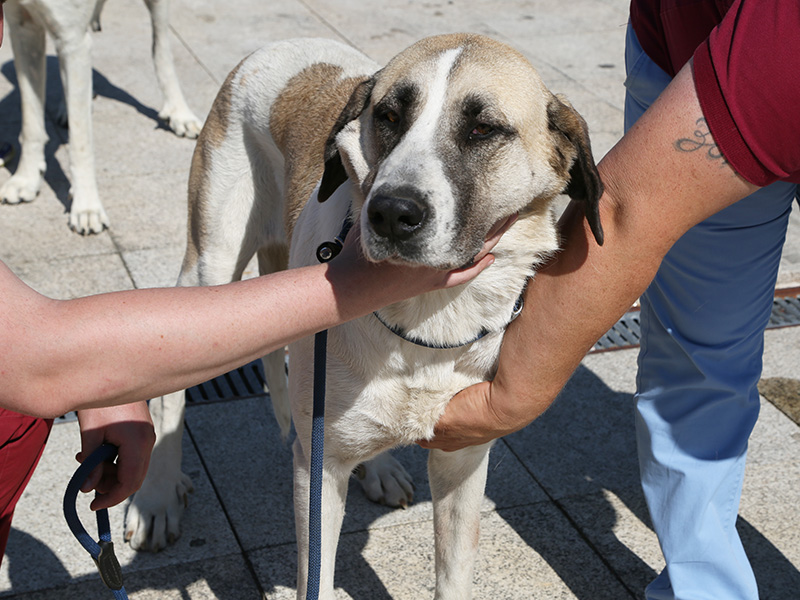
[296,317,502,451]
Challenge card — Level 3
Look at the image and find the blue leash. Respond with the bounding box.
[307,329,327,600]
[306,221,349,599]
[63,443,129,600]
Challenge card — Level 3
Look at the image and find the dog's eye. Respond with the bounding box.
[469,123,494,139]
[380,110,400,126]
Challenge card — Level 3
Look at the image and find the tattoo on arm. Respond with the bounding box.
[674,118,728,165]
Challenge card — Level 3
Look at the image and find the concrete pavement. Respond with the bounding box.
[1,1,799,598]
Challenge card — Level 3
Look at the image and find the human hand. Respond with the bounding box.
[334,212,517,301]
[417,380,530,452]
[76,402,155,510]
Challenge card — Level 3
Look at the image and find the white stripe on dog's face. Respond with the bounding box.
[361,48,462,267]
[391,48,462,153]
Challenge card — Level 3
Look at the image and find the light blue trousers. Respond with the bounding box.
[624,24,797,600]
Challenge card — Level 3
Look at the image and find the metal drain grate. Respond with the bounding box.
[770,293,800,328]
[55,359,269,422]
[186,360,268,404]
[592,290,800,353]
[592,311,642,353]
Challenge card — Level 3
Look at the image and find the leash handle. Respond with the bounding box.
[63,443,128,599]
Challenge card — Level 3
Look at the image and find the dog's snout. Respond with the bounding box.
[367,195,427,241]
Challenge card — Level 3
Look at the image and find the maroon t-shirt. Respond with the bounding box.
[631,0,800,186]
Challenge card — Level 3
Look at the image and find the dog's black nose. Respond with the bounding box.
[367,195,427,241]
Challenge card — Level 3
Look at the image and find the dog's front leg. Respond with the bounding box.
[428,443,493,600]
[142,0,202,138]
[292,437,350,600]
[125,390,194,551]
[55,28,109,234]
[1,3,47,205]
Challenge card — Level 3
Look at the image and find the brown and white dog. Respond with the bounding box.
[126,34,603,598]
[1,0,201,233]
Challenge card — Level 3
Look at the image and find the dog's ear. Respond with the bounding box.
[319,75,377,202]
[547,95,604,245]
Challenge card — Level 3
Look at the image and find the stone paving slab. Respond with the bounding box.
[1,0,799,599]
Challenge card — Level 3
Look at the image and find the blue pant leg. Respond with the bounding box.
[624,24,796,600]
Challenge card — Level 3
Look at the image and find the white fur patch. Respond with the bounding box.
[362,48,464,264]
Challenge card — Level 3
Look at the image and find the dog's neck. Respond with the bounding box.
[372,207,558,349]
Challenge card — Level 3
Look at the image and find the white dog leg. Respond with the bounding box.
[428,443,493,600]
[256,246,292,438]
[293,437,350,600]
[263,349,290,436]
[142,0,202,138]
[1,4,47,205]
[125,390,193,551]
[55,29,109,234]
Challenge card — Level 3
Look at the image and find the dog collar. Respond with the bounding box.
[373,292,524,350]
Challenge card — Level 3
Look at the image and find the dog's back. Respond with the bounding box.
[178,39,379,436]
[181,40,378,287]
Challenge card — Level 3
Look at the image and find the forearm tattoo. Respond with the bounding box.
[674,118,728,165]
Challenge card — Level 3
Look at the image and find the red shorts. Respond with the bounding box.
[0,409,53,564]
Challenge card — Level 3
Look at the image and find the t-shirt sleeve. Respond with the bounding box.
[693,0,800,186]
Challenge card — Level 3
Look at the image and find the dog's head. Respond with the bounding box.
[320,34,603,269]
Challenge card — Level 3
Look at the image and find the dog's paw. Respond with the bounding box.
[69,205,109,235]
[353,453,415,508]
[1,173,41,204]
[125,471,194,552]
[158,105,202,139]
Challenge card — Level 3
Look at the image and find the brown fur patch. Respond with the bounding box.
[270,64,369,238]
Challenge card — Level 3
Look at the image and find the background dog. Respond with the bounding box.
[1,0,201,234]
[127,34,603,599]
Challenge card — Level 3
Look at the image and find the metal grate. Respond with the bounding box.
[769,294,800,328]
[55,359,269,422]
[186,360,268,404]
[592,290,800,353]
[592,311,642,353]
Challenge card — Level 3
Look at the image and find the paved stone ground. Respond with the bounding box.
[1,1,799,598]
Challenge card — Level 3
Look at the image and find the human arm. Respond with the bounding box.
[419,60,759,451]
[0,219,507,419]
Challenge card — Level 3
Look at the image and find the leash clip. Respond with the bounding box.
[316,215,354,264]
[316,236,344,263]
[95,540,124,591]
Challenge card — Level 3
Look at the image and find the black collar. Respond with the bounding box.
[373,292,524,349]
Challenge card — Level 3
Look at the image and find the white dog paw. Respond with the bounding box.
[1,174,40,204]
[69,205,109,235]
[125,471,194,552]
[353,453,415,508]
[158,105,202,139]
